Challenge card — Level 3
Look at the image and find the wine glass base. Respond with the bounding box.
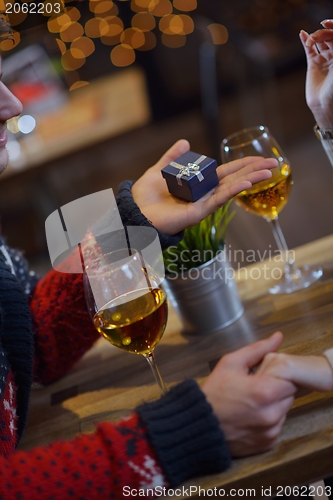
[268,265,323,295]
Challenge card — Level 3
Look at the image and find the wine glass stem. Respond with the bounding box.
[144,352,168,395]
[270,218,300,278]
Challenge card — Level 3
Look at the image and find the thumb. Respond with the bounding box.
[154,139,190,171]
[227,331,284,373]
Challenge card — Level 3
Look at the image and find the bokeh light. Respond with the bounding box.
[207,23,229,44]
[149,0,173,17]
[131,0,151,12]
[120,28,145,48]
[135,30,156,50]
[65,7,81,22]
[0,30,20,51]
[103,16,124,35]
[131,12,156,31]
[159,14,182,34]
[173,0,197,11]
[18,115,36,134]
[100,16,124,44]
[85,17,110,37]
[6,116,20,134]
[60,21,84,42]
[71,37,95,58]
[55,38,67,55]
[61,50,86,70]
[48,13,72,33]
[179,14,194,34]
[110,44,136,66]
[159,14,193,35]
[3,0,199,67]
[90,0,116,14]
[69,81,90,91]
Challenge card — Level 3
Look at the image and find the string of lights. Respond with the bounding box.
[0,0,228,90]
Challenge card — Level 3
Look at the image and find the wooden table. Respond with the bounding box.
[19,234,333,497]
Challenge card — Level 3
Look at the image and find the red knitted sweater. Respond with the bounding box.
[0,262,166,498]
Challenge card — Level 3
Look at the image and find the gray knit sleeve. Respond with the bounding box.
[137,379,231,487]
[115,180,184,250]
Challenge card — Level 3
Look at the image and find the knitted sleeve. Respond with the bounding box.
[116,180,184,250]
[1,381,230,498]
[31,250,100,385]
[31,181,184,384]
[0,413,164,499]
[137,379,231,486]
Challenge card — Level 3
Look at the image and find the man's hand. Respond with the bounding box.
[201,332,296,457]
[300,21,333,128]
[132,139,277,235]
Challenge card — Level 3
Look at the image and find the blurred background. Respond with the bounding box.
[0,0,332,273]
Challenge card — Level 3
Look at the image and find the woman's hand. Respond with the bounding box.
[132,139,277,235]
[300,21,333,128]
[256,349,333,393]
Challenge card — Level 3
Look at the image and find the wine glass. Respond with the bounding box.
[83,247,168,394]
[221,125,322,294]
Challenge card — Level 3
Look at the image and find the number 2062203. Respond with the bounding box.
[5,3,62,15]
[275,484,332,496]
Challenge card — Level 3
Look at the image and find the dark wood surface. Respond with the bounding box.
[19,235,333,497]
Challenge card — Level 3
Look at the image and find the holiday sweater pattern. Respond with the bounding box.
[0,182,231,498]
[0,237,168,499]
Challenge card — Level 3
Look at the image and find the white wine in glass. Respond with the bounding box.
[221,125,322,294]
[84,248,168,394]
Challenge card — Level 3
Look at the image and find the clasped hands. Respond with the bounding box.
[202,331,333,458]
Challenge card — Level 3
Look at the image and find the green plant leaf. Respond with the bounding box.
[163,200,235,273]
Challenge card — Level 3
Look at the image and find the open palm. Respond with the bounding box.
[132,139,277,235]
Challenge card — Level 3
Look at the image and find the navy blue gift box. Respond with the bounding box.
[161,151,218,202]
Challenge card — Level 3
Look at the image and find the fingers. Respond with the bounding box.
[221,332,284,373]
[255,373,297,402]
[207,157,276,209]
[299,30,319,60]
[259,395,295,432]
[227,166,273,187]
[300,25,333,56]
[255,400,294,453]
[305,29,333,46]
[321,20,333,29]
[217,157,277,179]
[226,393,294,457]
[206,169,271,209]
[255,351,277,376]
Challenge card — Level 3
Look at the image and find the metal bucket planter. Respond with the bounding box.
[163,250,244,335]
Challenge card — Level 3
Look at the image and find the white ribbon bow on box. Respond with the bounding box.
[170,154,206,186]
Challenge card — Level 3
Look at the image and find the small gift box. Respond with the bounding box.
[161,151,218,202]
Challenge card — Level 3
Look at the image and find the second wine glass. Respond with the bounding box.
[221,125,322,294]
[83,248,168,394]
